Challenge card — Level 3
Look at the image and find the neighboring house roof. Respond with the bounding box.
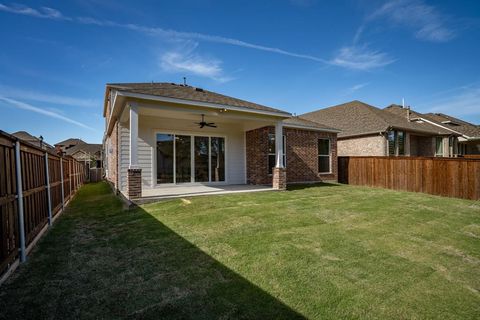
[65,143,102,157]
[302,100,453,138]
[422,113,480,139]
[11,131,54,149]
[283,116,340,132]
[55,138,86,147]
[106,82,291,116]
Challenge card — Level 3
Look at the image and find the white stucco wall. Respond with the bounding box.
[118,115,246,193]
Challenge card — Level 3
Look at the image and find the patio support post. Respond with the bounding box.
[128,102,142,199]
[273,121,287,190]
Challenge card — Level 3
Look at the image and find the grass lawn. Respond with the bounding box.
[0,182,479,319]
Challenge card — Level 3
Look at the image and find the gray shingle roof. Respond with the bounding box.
[422,113,480,139]
[11,131,54,149]
[301,101,453,138]
[107,82,291,115]
[55,138,86,147]
[283,117,340,132]
[65,143,102,156]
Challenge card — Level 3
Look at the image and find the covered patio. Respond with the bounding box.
[136,184,274,203]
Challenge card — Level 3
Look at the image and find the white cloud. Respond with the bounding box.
[0,85,100,108]
[369,0,455,42]
[419,85,480,117]
[330,46,395,70]
[0,3,69,20]
[0,96,97,131]
[0,3,331,65]
[348,83,370,93]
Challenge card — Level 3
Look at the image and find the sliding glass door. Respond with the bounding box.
[156,133,226,184]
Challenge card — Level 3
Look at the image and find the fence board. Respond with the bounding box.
[0,131,85,277]
[338,156,480,200]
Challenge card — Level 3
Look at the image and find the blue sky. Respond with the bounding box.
[0,0,479,144]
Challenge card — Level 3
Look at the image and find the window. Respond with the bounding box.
[268,134,286,174]
[318,139,331,173]
[387,130,406,156]
[435,137,444,157]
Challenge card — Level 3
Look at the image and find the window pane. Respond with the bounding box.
[388,131,395,156]
[268,134,275,154]
[268,155,275,175]
[436,137,443,156]
[318,139,330,155]
[195,136,209,182]
[318,156,330,173]
[175,135,191,183]
[156,134,174,184]
[210,137,225,182]
[398,131,405,155]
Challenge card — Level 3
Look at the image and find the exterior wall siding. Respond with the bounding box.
[246,126,338,185]
[337,135,387,156]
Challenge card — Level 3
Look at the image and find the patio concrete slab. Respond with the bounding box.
[135,184,274,204]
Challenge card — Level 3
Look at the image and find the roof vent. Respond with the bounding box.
[195,87,204,92]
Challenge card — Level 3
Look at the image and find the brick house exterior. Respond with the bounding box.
[246,126,337,185]
[103,82,339,200]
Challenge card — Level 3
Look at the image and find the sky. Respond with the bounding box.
[0,0,479,144]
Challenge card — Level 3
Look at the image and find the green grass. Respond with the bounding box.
[0,182,479,319]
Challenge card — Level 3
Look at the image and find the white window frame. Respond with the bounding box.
[435,136,444,157]
[318,138,332,174]
[268,133,286,175]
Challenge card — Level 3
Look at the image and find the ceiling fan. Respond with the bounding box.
[195,114,217,128]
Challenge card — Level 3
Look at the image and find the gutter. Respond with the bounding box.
[284,124,341,133]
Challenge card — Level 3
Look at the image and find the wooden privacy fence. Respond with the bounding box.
[0,131,85,281]
[338,156,480,200]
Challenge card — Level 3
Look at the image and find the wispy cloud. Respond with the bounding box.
[159,43,232,82]
[330,45,395,70]
[0,85,100,107]
[368,0,455,42]
[0,3,332,66]
[0,3,69,20]
[0,96,97,131]
[347,82,370,94]
[418,84,480,118]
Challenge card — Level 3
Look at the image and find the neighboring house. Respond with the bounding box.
[417,113,480,155]
[103,82,339,200]
[65,143,103,168]
[11,131,54,150]
[302,100,458,157]
[55,138,86,153]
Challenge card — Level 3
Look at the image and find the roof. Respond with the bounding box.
[106,82,291,116]
[422,113,480,139]
[55,138,86,147]
[11,131,54,149]
[301,101,454,138]
[65,143,102,156]
[282,116,340,132]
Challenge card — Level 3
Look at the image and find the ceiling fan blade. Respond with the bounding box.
[206,124,217,128]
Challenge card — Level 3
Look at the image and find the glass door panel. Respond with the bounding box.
[175,135,191,183]
[156,134,174,184]
[194,136,209,182]
[210,137,225,182]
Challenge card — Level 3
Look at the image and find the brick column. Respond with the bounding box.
[127,168,142,199]
[272,167,287,190]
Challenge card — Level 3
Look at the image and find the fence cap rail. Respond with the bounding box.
[338,155,480,162]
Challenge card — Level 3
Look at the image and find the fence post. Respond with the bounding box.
[45,152,52,226]
[14,141,26,263]
[60,158,65,209]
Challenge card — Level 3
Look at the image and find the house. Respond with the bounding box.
[415,112,480,155]
[65,143,103,168]
[55,138,86,153]
[11,131,54,150]
[103,82,339,200]
[302,100,459,157]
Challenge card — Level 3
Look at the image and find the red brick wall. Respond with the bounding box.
[246,126,338,185]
